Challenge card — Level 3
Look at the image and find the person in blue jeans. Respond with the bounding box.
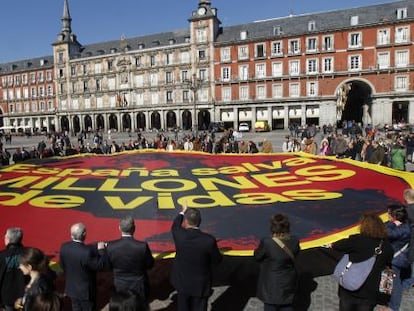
[385,205,411,311]
[402,189,414,292]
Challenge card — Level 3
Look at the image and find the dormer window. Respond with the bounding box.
[397,8,407,20]
[273,26,282,36]
[152,40,160,46]
[308,21,316,31]
[350,15,359,26]
[240,31,248,40]
[138,43,145,50]
[184,37,191,43]
[169,39,176,45]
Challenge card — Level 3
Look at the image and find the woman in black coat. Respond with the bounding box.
[331,213,393,311]
[15,247,58,311]
[254,214,300,311]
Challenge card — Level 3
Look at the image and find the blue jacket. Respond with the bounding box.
[386,221,411,268]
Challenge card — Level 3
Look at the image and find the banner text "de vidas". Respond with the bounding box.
[0,158,356,210]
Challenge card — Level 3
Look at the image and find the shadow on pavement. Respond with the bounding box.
[54,247,342,310]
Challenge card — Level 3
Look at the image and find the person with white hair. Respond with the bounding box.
[105,216,154,304]
[0,227,25,311]
[59,223,106,311]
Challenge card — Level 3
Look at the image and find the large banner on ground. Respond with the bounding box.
[0,150,412,257]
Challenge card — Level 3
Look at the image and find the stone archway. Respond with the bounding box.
[122,113,131,131]
[84,115,92,132]
[182,110,191,130]
[109,114,118,131]
[96,114,105,130]
[198,109,211,131]
[336,80,373,126]
[136,112,146,131]
[73,115,81,134]
[60,116,70,132]
[166,111,177,129]
[151,111,161,130]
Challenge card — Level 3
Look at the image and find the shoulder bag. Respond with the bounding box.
[333,240,383,291]
[272,236,295,259]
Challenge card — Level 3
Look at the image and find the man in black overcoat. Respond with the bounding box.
[105,216,154,301]
[170,204,223,311]
[60,223,106,311]
[0,228,26,311]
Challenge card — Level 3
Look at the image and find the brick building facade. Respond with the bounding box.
[0,0,412,133]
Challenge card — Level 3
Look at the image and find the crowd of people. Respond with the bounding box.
[0,122,413,310]
[254,189,414,311]
[0,121,413,173]
[283,121,414,171]
[0,205,223,311]
[0,189,414,310]
[0,127,274,167]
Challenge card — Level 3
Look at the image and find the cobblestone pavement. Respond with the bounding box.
[244,276,414,311]
[145,276,414,311]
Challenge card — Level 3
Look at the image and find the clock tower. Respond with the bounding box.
[189,0,221,41]
[188,0,221,123]
[52,0,82,116]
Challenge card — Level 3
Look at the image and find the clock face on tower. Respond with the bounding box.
[198,7,206,16]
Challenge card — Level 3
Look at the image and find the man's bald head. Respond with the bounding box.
[71,223,86,241]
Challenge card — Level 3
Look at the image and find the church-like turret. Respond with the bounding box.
[54,0,81,50]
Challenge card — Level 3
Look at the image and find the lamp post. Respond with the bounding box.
[185,73,203,137]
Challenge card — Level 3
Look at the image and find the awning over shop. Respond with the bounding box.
[272,108,285,119]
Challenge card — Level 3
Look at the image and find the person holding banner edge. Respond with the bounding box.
[385,204,411,311]
[331,213,393,311]
[170,202,223,311]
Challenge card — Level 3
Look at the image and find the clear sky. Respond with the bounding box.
[0,0,397,63]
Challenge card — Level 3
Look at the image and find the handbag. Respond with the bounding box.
[333,240,383,291]
[379,267,395,295]
[376,243,406,295]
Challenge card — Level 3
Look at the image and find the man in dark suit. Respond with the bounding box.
[106,216,154,301]
[171,204,223,311]
[60,223,106,311]
[0,228,26,311]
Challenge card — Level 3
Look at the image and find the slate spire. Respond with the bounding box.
[61,0,72,36]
